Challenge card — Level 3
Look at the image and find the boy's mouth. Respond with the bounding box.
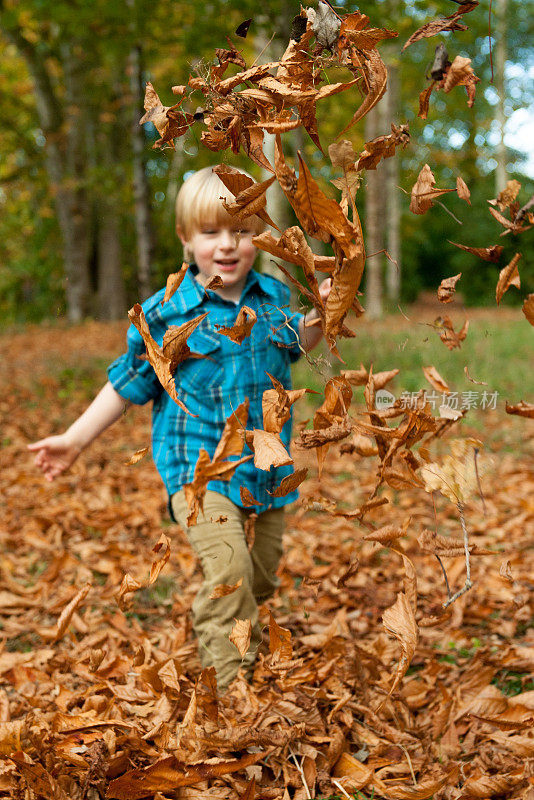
[215,259,238,270]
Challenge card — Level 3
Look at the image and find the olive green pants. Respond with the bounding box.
[171,490,285,690]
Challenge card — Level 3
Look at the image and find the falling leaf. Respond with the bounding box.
[437,273,461,304]
[403,3,477,50]
[435,315,469,350]
[420,438,485,504]
[209,578,243,600]
[216,306,257,344]
[505,401,534,419]
[267,468,308,497]
[490,179,522,212]
[442,56,479,101]
[247,429,293,471]
[148,534,171,586]
[522,293,534,325]
[496,254,521,304]
[409,164,454,215]
[310,0,341,50]
[240,486,262,507]
[449,241,503,262]
[161,263,189,304]
[456,176,471,203]
[363,522,408,545]
[235,18,252,38]
[124,447,149,466]
[381,592,418,702]
[268,612,293,661]
[356,124,410,171]
[204,275,224,291]
[51,583,91,642]
[423,365,450,394]
[213,165,278,229]
[229,619,252,658]
[128,303,198,414]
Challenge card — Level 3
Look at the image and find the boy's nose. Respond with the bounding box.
[218,229,236,249]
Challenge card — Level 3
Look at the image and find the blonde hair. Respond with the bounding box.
[175,166,265,248]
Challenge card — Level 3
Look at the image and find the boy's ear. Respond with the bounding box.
[176,223,187,246]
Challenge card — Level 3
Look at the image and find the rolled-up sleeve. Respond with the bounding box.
[107,324,163,405]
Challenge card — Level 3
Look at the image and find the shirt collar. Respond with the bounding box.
[169,264,273,313]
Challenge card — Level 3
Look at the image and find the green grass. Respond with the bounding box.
[292,313,533,427]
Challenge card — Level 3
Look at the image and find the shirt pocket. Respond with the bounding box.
[176,325,223,399]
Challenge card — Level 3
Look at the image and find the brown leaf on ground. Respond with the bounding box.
[333,751,373,790]
[162,263,189,304]
[229,619,252,658]
[124,447,149,466]
[107,752,263,799]
[438,273,462,303]
[403,2,478,50]
[505,401,534,419]
[216,306,257,344]
[209,578,243,600]
[239,486,262,507]
[409,164,454,215]
[435,315,469,350]
[522,293,534,325]
[496,254,521,304]
[449,242,503,262]
[267,468,308,497]
[423,365,450,394]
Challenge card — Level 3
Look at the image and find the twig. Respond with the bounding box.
[488,0,494,83]
[399,744,417,787]
[289,748,312,800]
[435,554,452,599]
[473,447,487,515]
[443,501,473,608]
[435,200,463,225]
[331,778,353,799]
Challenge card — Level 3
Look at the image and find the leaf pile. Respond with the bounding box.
[1,323,534,799]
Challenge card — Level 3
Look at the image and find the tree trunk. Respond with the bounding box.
[364,104,384,319]
[495,0,508,194]
[128,39,154,300]
[2,24,92,321]
[97,199,126,319]
[385,51,401,305]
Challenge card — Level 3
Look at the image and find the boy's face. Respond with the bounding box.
[182,221,257,301]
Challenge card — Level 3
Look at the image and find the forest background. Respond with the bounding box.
[1,0,533,326]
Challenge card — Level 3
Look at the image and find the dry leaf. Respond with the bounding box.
[438,273,461,303]
[209,578,243,600]
[216,306,257,344]
[464,366,488,385]
[422,365,450,394]
[240,486,262,507]
[409,164,454,214]
[268,612,293,662]
[522,293,534,325]
[449,241,503,262]
[381,592,418,702]
[435,316,469,350]
[161,263,189,304]
[505,401,534,419]
[496,254,521,304]
[124,447,149,466]
[229,619,252,658]
[267,468,308,497]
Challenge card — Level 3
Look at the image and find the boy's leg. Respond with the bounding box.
[249,507,285,604]
[171,489,260,691]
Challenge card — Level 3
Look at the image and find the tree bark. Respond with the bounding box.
[495,0,508,194]
[385,50,401,305]
[128,37,154,300]
[364,104,384,319]
[2,23,92,321]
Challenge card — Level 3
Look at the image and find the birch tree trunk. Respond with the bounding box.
[385,50,401,305]
[129,40,154,300]
[364,104,384,319]
[495,0,508,194]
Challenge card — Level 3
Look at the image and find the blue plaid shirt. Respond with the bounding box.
[108,267,304,513]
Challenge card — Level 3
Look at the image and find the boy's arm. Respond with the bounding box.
[297,278,332,352]
[28,381,128,481]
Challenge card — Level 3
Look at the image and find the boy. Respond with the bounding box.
[29,166,331,691]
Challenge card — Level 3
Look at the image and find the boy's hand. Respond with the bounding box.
[318,277,332,304]
[27,434,82,481]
